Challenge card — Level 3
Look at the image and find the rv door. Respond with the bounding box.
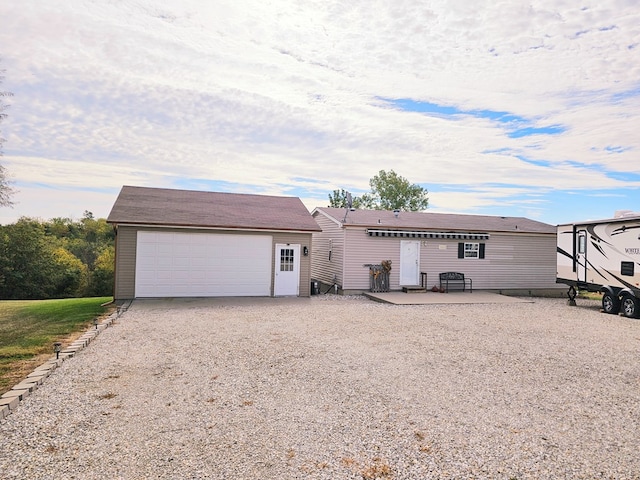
[576,230,587,283]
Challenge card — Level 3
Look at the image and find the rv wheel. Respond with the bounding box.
[602,292,620,315]
[621,295,640,319]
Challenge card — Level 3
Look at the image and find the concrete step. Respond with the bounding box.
[402,286,427,293]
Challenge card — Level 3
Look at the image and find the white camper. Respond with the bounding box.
[557,214,640,318]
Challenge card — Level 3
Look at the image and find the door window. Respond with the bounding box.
[280,248,294,272]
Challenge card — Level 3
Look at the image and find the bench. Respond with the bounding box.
[439,272,472,293]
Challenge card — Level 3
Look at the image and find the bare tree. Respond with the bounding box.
[0,60,15,208]
[0,165,15,208]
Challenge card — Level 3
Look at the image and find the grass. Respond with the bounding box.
[0,297,113,394]
[573,290,604,302]
[577,291,603,300]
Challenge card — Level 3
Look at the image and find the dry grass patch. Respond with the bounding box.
[360,457,393,479]
[341,456,393,479]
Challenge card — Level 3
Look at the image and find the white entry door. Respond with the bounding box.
[400,240,420,286]
[274,244,300,296]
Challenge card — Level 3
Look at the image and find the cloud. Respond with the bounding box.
[0,184,118,225]
[0,0,638,224]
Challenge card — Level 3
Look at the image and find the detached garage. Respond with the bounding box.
[107,186,321,300]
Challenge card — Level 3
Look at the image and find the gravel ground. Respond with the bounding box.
[1,295,639,479]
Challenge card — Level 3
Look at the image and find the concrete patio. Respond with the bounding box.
[363,290,534,305]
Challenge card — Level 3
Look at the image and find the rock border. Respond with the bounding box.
[0,302,130,420]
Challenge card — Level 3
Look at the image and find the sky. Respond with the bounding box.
[0,0,639,226]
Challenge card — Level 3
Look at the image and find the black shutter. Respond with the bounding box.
[458,242,464,258]
[479,243,485,259]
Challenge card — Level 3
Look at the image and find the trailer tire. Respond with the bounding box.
[602,292,620,315]
[621,295,640,319]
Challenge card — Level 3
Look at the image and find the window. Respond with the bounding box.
[464,242,479,258]
[578,231,586,254]
[280,248,294,272]
[458,242,485,259]
[621,261,634,276]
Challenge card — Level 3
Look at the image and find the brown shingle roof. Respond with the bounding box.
[107,186,321,232]
[314,207,555,234]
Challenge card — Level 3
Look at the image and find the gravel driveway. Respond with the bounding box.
[1,295,639,479]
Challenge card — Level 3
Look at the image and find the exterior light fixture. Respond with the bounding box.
[93,317,98,329]
[303,246,309,256]
[54,342,62,359]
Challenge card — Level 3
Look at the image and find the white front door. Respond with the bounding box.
[274,244,300,296]
[400,240,420,286]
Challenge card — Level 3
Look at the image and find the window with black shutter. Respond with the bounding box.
[458,242,485,259]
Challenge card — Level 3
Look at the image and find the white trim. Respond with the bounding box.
[113,223,315,234]
[311,208,345,227]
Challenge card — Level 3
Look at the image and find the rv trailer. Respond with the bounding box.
[557,214,640,318]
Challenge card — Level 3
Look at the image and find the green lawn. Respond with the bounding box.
[577,291,603,300]
[0,297,113,394]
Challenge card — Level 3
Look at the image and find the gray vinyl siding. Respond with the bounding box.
[417,233,560,290]
[113,226,137,300]
[113,226,313,299]
[340,227,560,292]
[272,232,313,297]
[311,214,344,287]
[343,228,401,290]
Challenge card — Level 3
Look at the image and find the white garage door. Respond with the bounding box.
[135,231,272,297]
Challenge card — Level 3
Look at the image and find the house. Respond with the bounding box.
[107,186,321,300]
[311,207,563,295]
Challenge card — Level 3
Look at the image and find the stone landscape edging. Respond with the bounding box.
[0,302,131,420]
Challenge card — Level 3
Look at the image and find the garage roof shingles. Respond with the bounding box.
[107,186,321,232]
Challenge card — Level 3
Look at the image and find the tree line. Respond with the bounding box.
[0,212,114,300]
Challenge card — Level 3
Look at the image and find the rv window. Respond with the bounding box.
[621,261,634,276]
[578,232,586,254]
